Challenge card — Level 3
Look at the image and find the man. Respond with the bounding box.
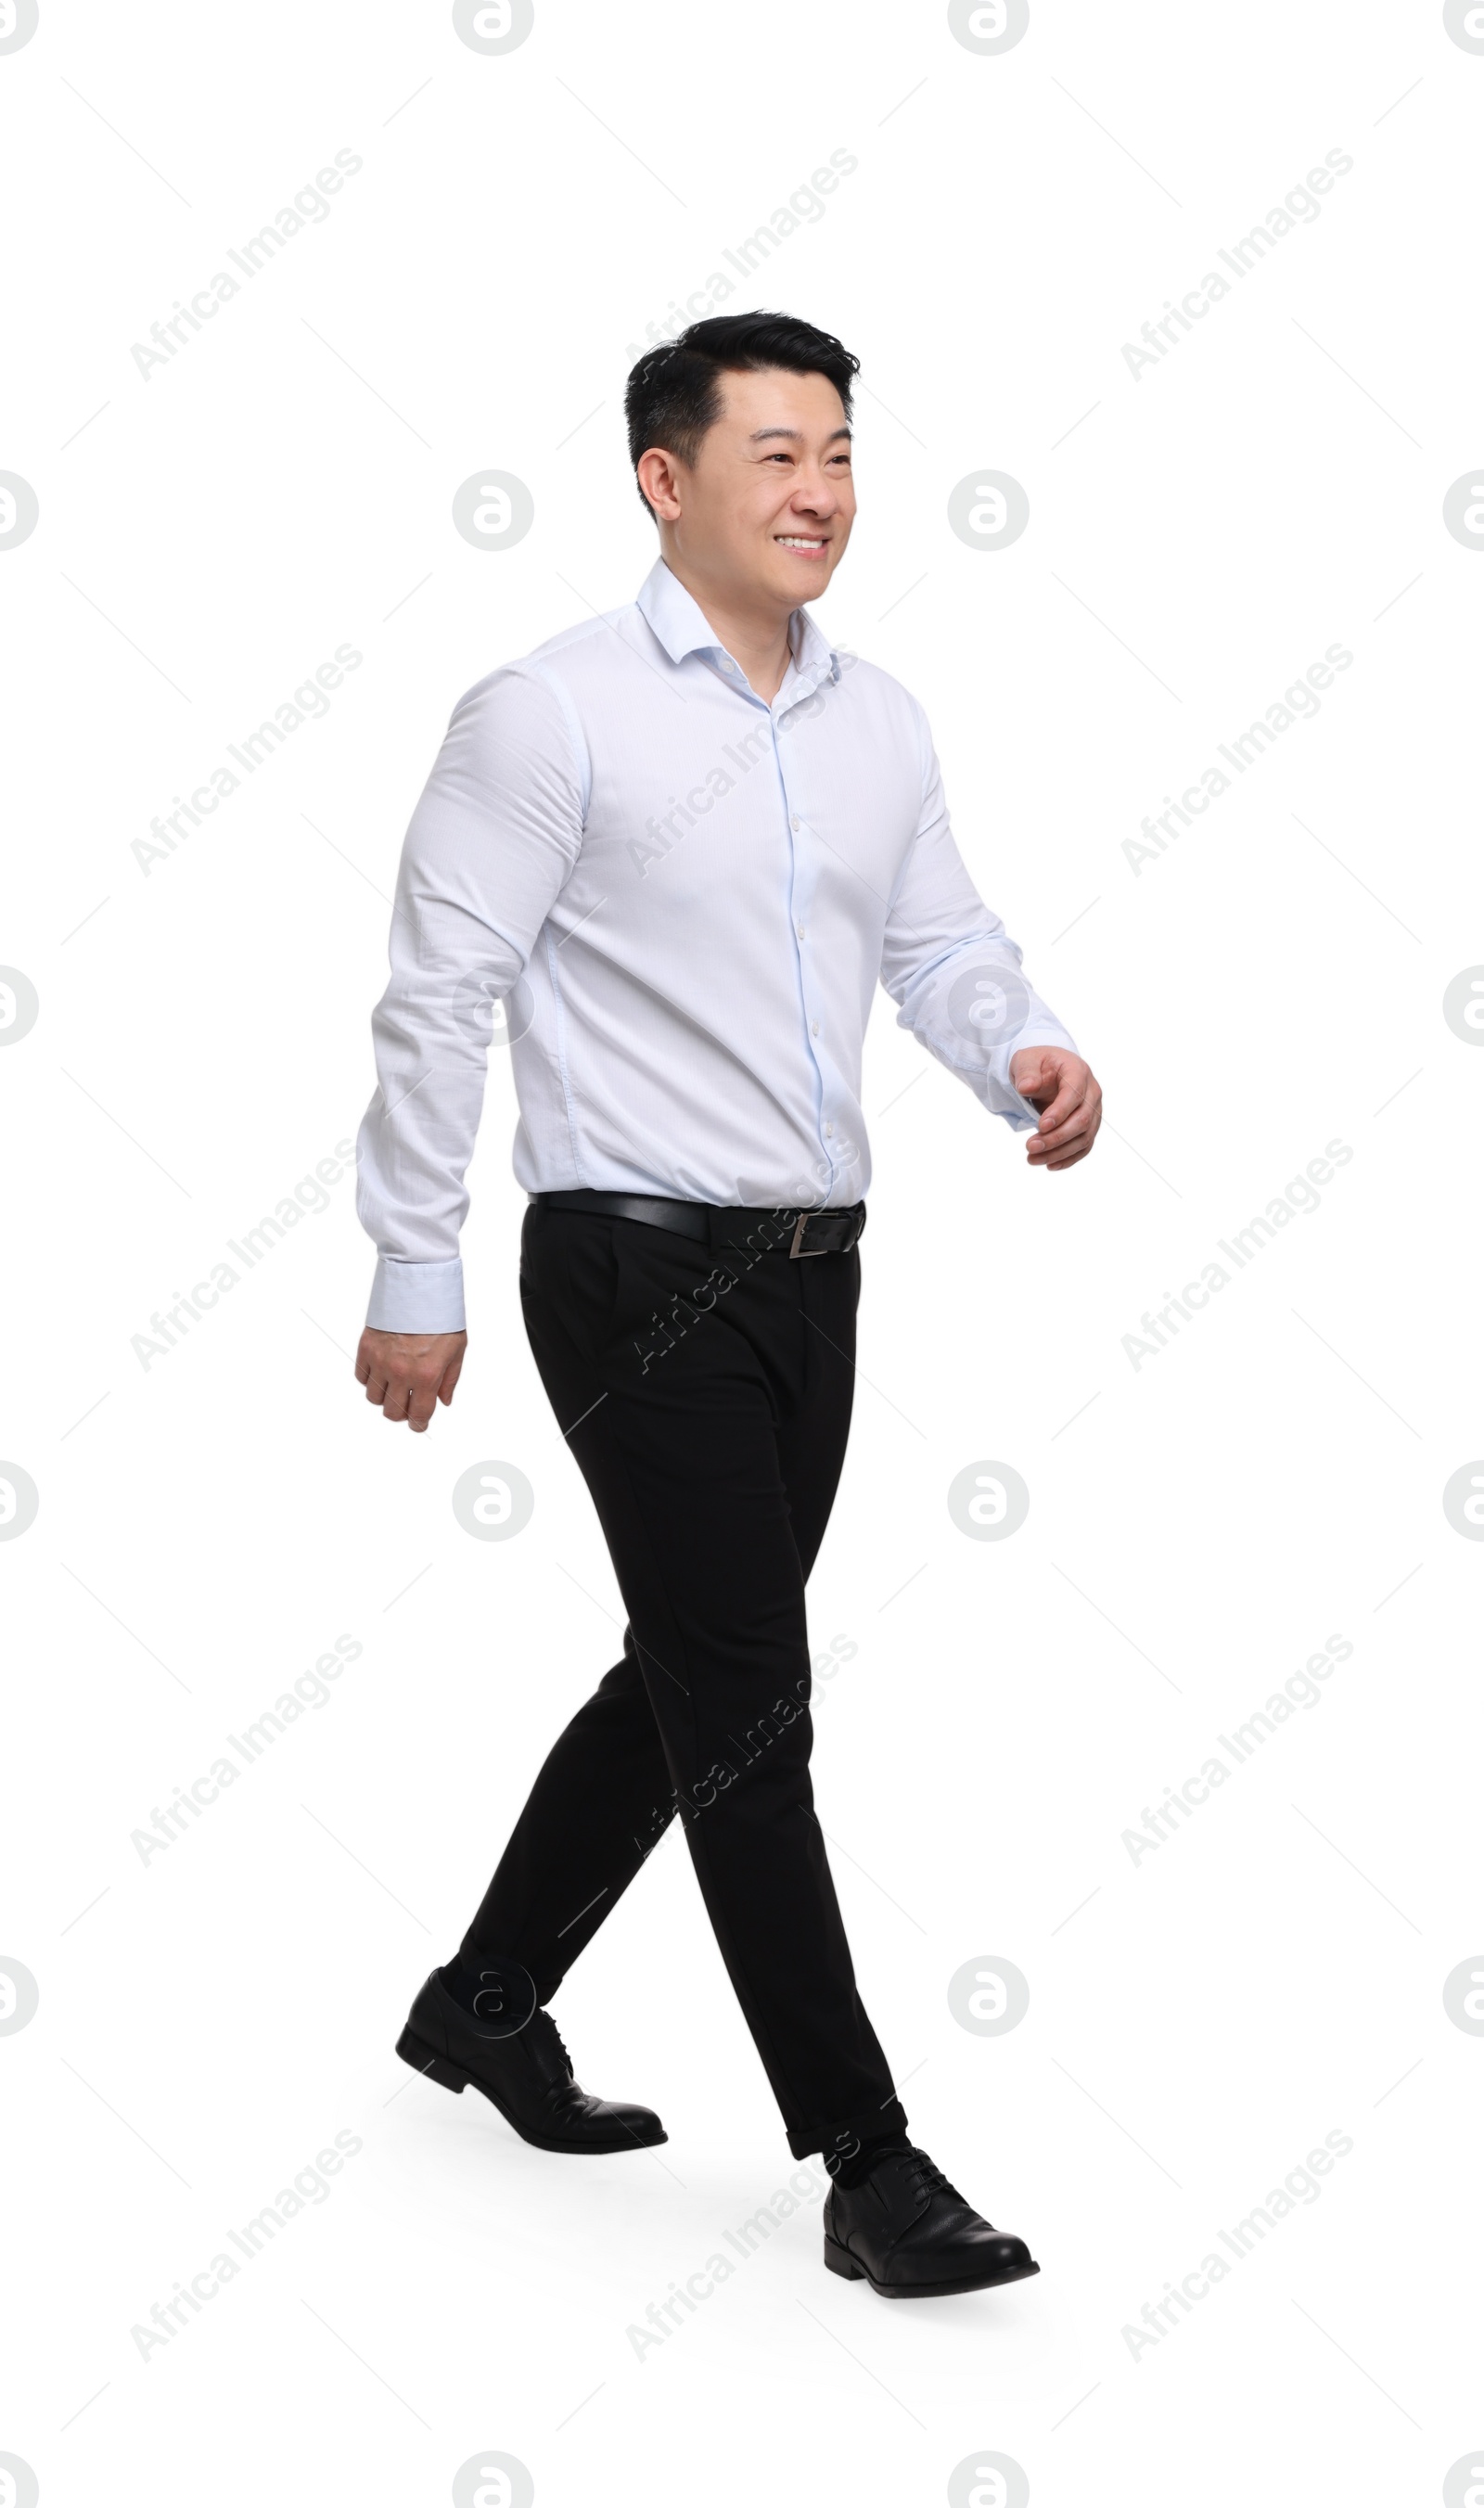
[353,312,1101,2299]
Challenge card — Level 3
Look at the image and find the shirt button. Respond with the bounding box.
[811,1021,820,1037]
[796,919,806,940]
[825,1122,835,1137]
[790,815,800,831]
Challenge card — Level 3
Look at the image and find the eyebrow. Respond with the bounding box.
[748,426,853,446]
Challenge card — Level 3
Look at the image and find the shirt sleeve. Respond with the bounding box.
[877,697,1078,1135]
[355,665,587,1331]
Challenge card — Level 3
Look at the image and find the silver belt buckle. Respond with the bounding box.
[789,1210,826,1259]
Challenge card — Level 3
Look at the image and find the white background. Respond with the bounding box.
[3,1,1482,2502]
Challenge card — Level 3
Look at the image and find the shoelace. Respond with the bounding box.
[902,2149,963,2206]
[535,2012,582,2098]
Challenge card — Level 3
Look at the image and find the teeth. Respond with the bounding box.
[777,536,825,548]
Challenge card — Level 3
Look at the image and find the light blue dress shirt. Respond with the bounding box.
[357,558,1077,1330]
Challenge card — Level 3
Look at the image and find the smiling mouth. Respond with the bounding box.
[775,534,829,554]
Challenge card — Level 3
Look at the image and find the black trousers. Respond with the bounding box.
[460,1200,908,2163]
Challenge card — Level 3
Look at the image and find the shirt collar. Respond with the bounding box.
[635,557,840,696]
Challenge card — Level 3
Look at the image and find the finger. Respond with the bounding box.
[363,1366,390,1405]
[1007,1053,1053,1103]
[1015,1044,1082,1095]
[1030,1105,1102,1166]
[404,1380,441,1433]
[1029,1096,1096,1156]
[1027,1087,1089,1150]
[1031,1071,1087,1133]
[380,1375,412,1423]
[1013,1054,1059,1107]
[1046,1104,1102,1165]
[1030,1075,1099,1136]
[437,1351,465,1406]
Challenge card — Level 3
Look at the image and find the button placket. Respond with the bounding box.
[776,777,834,1181]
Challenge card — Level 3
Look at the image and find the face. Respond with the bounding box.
[640,366,856,615]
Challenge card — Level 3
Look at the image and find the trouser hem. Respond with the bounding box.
[787,2094,910,2163]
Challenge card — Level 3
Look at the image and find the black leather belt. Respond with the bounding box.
[531,1189,865,1259]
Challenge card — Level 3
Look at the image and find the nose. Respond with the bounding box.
[790,472,838,518]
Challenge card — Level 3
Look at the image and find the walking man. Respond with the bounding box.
[353,313,1101,2297]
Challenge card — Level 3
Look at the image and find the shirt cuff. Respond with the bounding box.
[366,1256,466,1333]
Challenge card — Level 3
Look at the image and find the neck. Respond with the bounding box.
[659,550,795,701]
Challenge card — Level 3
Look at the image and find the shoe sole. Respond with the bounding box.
[824,2232,1041,2297]
[394,2025,668,2156]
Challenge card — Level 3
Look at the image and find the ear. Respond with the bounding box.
[636,445,684,522]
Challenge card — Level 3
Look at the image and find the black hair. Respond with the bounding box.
[624,311,860,516]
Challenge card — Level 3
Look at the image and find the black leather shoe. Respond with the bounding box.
[396,1967,666,2155]
[824,2146,1039,2297]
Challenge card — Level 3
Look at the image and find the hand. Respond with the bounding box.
[355,1327,467,1432]
[1010,1047,1103,1171]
